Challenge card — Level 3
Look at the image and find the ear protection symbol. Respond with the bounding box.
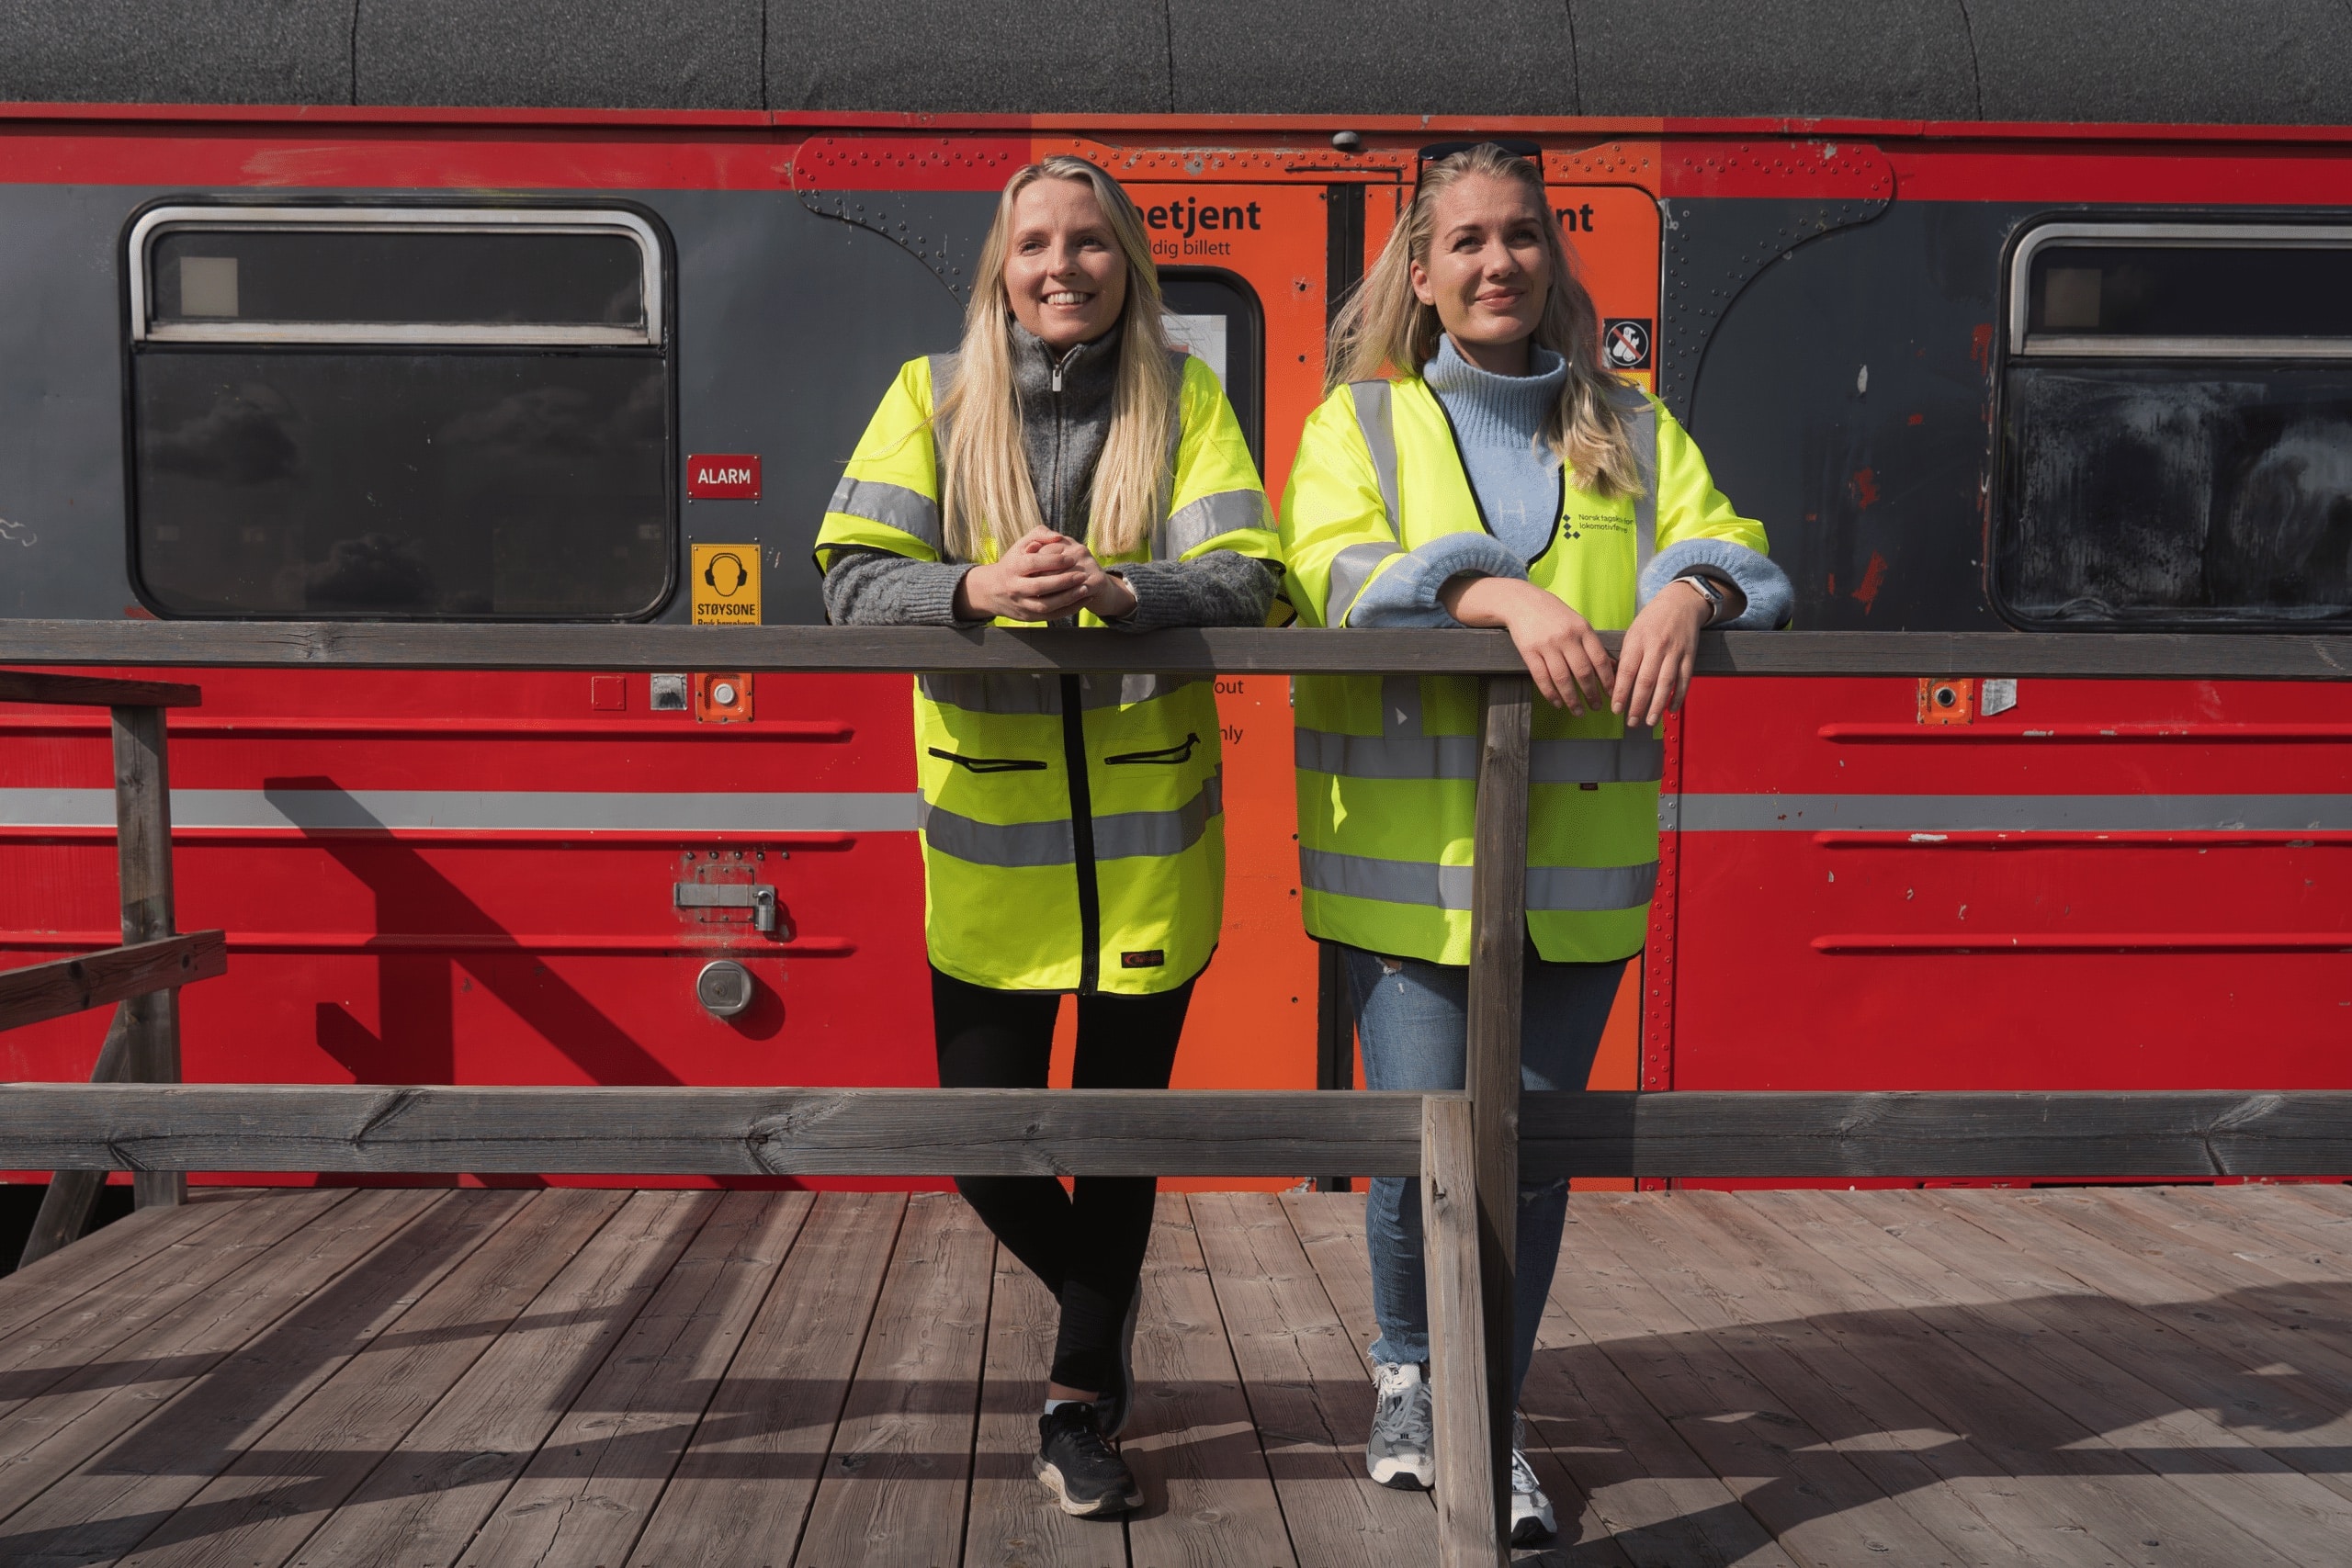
[703,552,750,593]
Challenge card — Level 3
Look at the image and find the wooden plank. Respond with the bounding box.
[1632,1190,2145,1567]
[0,1186,242,1338]
[1423,1095,1505,1568]
[0,669,201,708]
[1515,1089,2352,1179]
[111,701,184,1210]
[100,1190,625,1568]
[960,1241,1125,1568]
[0,1189,349,1422]
[1736,1190,2309,1568]
[1122,1193,1296,1566]
[288,1190,718,1568]
[1193,1190,1439,1566]
[2139,1182,2352,1275]
[24,1084,2352,1180]
[7,618,2352,681]
[457,1191,811,1568]
[0,1083,1426,1176]
[1934,1188,2352,1394]
[5,1190,529,1566]
[1539,1202,1981,1566]
[1466,677,1530,1523]
[0,1189,437,1531]
[1790,1189,2352,1550]
[0,932,227,1033]
[628,1191,906,1568]
[1524,1201,1797,1568]
[1279,1191,1379,1351]
[791,1191,991,1568]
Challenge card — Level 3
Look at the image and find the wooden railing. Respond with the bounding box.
[4,620,2350,1565]
[0,670,225,1268]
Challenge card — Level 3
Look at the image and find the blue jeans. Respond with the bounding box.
[1343,942,1619,1404]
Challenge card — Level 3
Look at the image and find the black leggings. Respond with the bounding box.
[932,965,1192,1394]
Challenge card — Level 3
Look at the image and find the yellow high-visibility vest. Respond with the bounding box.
[1281,375,1768,965]
[817,351,1277,994]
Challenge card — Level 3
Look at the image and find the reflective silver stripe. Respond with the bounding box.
[1622,389,1659,576]
[1348,380,1401,536]
[919,773,1222,867]
[1677,793,2352,832]
[916,673,1205,714]
[826,477,942,551]
[1327,541,1401,626]
[1299,848,1657,911]
[0,787,920,833]
[1093,773,1223,861]
[1157,488,1270,560]
[1529,861,1658,910]
[1293,728,1663,784]
[918,799,1074,867]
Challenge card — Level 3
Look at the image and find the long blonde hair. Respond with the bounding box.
[1327,143,1643,498]
[937,156,1181,561]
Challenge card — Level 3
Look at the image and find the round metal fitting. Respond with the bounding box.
[711,681,739,705]
[1932,682,1961,710]
[696,959,755,1019]
[1329,130,1362,153]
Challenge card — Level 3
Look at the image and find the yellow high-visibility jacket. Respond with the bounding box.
[817,351,1277,994]
[1282,375,1769,965]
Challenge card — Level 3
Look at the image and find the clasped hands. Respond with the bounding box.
[1439,573,1725,727]
[954,526,1137,623]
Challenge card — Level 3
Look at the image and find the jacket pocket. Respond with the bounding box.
[1104,732,1201,766]
[927,746,1048,774]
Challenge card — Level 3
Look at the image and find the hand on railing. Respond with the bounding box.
[1438,576,1612,714]
[1612,581,1714,727]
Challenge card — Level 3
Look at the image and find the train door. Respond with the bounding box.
[1114,180,1329,1107]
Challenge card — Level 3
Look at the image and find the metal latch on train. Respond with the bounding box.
[673,882,779,933]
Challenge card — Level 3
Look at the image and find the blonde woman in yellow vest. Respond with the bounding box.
[815,156,1278,1518]
[1281,143,1789,1544]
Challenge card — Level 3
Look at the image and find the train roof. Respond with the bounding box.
[3,0,2349,129]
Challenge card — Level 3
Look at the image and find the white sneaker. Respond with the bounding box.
[1365,1360,1434,1488]
[1510,1417,1556,1545]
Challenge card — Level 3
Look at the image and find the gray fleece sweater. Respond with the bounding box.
[822,321,1278,631]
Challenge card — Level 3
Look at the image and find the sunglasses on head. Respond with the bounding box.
[1414,139,1543,176]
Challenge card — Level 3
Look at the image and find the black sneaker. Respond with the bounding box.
[1098,1284,1142,1438]
[1035,1403,1142,1517]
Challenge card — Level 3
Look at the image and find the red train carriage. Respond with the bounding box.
[0,6,2346,1226]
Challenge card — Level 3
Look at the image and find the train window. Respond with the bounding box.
[1997,223,2352,628]
[1160,268,1264,469]
[126,207,672,620]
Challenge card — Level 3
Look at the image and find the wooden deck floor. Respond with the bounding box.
[0,1183,2347,1567]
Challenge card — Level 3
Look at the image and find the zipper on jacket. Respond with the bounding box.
[1058,674,1102,994]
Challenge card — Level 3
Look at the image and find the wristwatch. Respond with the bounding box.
[1675,571,1727,625]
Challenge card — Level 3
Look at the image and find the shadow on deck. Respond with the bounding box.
[0,1182,2346,1566]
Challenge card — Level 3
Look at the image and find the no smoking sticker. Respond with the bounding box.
[1602,318,1652,370]
[691,544,761,625]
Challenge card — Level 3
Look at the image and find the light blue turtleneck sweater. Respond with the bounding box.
[1426,335,1568,558]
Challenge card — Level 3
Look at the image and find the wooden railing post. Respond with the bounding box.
[1423,1091,1506,1567]
[1465,672,1532,1532]
[111,702,185,1210]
